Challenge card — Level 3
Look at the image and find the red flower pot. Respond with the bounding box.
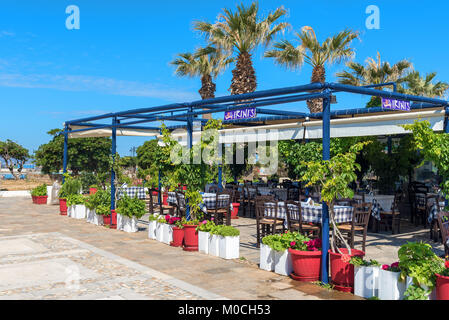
[103,214,111,225]
[329,248,364,292]
[231,203,240,219]
[163,193,169,206]
[110,210,117,229]
[89,188,98,195]
[183,224,198,251]
[35,196,48,205]
[436,273,449,300]
[32,195,36,204]
[170,227,185,247]
[289,248,322,282]
[59,198,67,215]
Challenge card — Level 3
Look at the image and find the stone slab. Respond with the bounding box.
[0,238,47,256]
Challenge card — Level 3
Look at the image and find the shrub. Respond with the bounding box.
[67,194,86,207]
[116,194,146,219]
[31,184,47,197]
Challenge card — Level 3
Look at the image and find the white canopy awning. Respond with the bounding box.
[68,126,159,139]
[163,109,445,145]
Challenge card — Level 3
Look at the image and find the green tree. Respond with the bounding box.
[194,1,288,95]
[336,52,412,107]
[400,71,449,98]
[0,139,30,179]
[34,129,112,176]
[265,26,359,113]
[171,46,233,119]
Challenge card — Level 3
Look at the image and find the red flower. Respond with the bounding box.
[290,241,296,247]
[445,260,449,269]
[382,264,389,270]
[391,262,399,269]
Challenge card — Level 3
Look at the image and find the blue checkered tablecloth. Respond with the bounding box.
[264,201,353,224]
[167,192,231,214]
[117,187,147,200]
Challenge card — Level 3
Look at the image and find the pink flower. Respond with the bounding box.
[445,260,449,269]
[382,264,389,270]
[391,262,399,268]
[290,241,296,247]
[341,254,351,263]
[201,220,207,225]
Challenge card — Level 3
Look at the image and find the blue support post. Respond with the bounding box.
[110,117,117,226]
[63,125,68,183]
[445,111,449,207]
[158,170,162,204]
[321,90,331,284]
[186,108,193,221]
[218,166,223,191]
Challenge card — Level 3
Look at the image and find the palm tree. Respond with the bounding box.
[171,46,233,118]
[265,26,360,113]
[399,71,448,98]
[194,2,289,95]
[336,52,413,107]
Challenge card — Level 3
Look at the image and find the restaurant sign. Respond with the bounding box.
[224,108,257,121]
[381,98,411,111]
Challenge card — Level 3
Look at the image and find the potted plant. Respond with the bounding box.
[182,190,203,252]
[67,194,86,219]
[208,223,221,257]
[31,184,48,204]
[148,214,159,240]
[378,262,406,300]
[197,219,215,254]
[302,142,369,291]
[85,192,97,224]
[398,241,443,300]
[435,259,449,300]
[116,194,146,233]
[260,231,296,276]
[217,225,240,260]
[92,188,110,226]
[350,257,381,298]
[99,204,112,226]
[58,174,82,215]
[155,216,167,243]
[170,218,184,247]
[288,236,322,282]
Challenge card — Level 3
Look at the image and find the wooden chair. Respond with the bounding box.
[287,187,299,201]
[284,200,320,238]
[243,183,257,218]
[206,191,231,226]
[148,188,175,216]
[255,197,283,248]
[378,193,401,234]
[337,202,372,252]
[175,191,186,218]
[411,182,429,225]
[437,211,449,256]
[208,185,219,193]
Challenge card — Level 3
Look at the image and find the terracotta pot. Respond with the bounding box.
[231,203,240,219]
[59,198,67,215]
[163,193,169,206]
[289,248,322,282]
[170,226,185,247]
[89,188,98,195]
[110,209,117,229]
[35,196,48,205]
[103,214,111,225]
[436,273,449,300]
[183,224,198,251]
[32,195,36,204]
[329,248,365,292]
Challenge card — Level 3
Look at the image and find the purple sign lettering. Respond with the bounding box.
[381,98,410,111]
[224,108,257,121]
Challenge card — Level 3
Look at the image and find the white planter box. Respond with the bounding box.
[354,266,380,298]
[378,269,407,300]
[162,224,173,244]
[198,231,209,254]
[155,222,164,242]
[274,249,293,276]
[72,205,86,219]
[93,214,103,226]
[86,208,96,223]
[120,215,138,233]
[259,244,275,271]
[209,234,220,257]
[148,220,157,239]
[68,205,74,217]
[117,213,123,230]
[218,236,239,260]
[46,186,53,205]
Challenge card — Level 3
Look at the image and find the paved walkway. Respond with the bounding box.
[0,197,360,300]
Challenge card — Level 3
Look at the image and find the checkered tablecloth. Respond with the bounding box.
[428,201,446,223]
[167,192,232,214]
[264,201,353,225]
[117,187,147,200]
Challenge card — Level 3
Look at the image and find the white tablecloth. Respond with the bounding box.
[364,195,395,212]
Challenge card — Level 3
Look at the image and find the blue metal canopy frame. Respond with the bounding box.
[62,82,449,284]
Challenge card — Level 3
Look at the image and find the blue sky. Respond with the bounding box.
[0,0,448,157]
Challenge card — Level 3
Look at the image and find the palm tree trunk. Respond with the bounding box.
[307,65,326,113]
[199,74,216,120]
[230,52,257,95]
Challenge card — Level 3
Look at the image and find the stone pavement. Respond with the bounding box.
[0,197,361,300]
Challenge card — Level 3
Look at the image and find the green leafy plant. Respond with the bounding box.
[403,284,430,300]
[301,142,370,255]
[67,194,86,207]
[211,225,240,237]
[349,257,380,267]
[313,281,334,290]
[92,188,111,216]
[59,173,82,199]
[148,214,160,222]
[116,194,146,219]
[197,219,216,232]
[398,241,444,289]
[31,184,47,197]
[262,231,305,252]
